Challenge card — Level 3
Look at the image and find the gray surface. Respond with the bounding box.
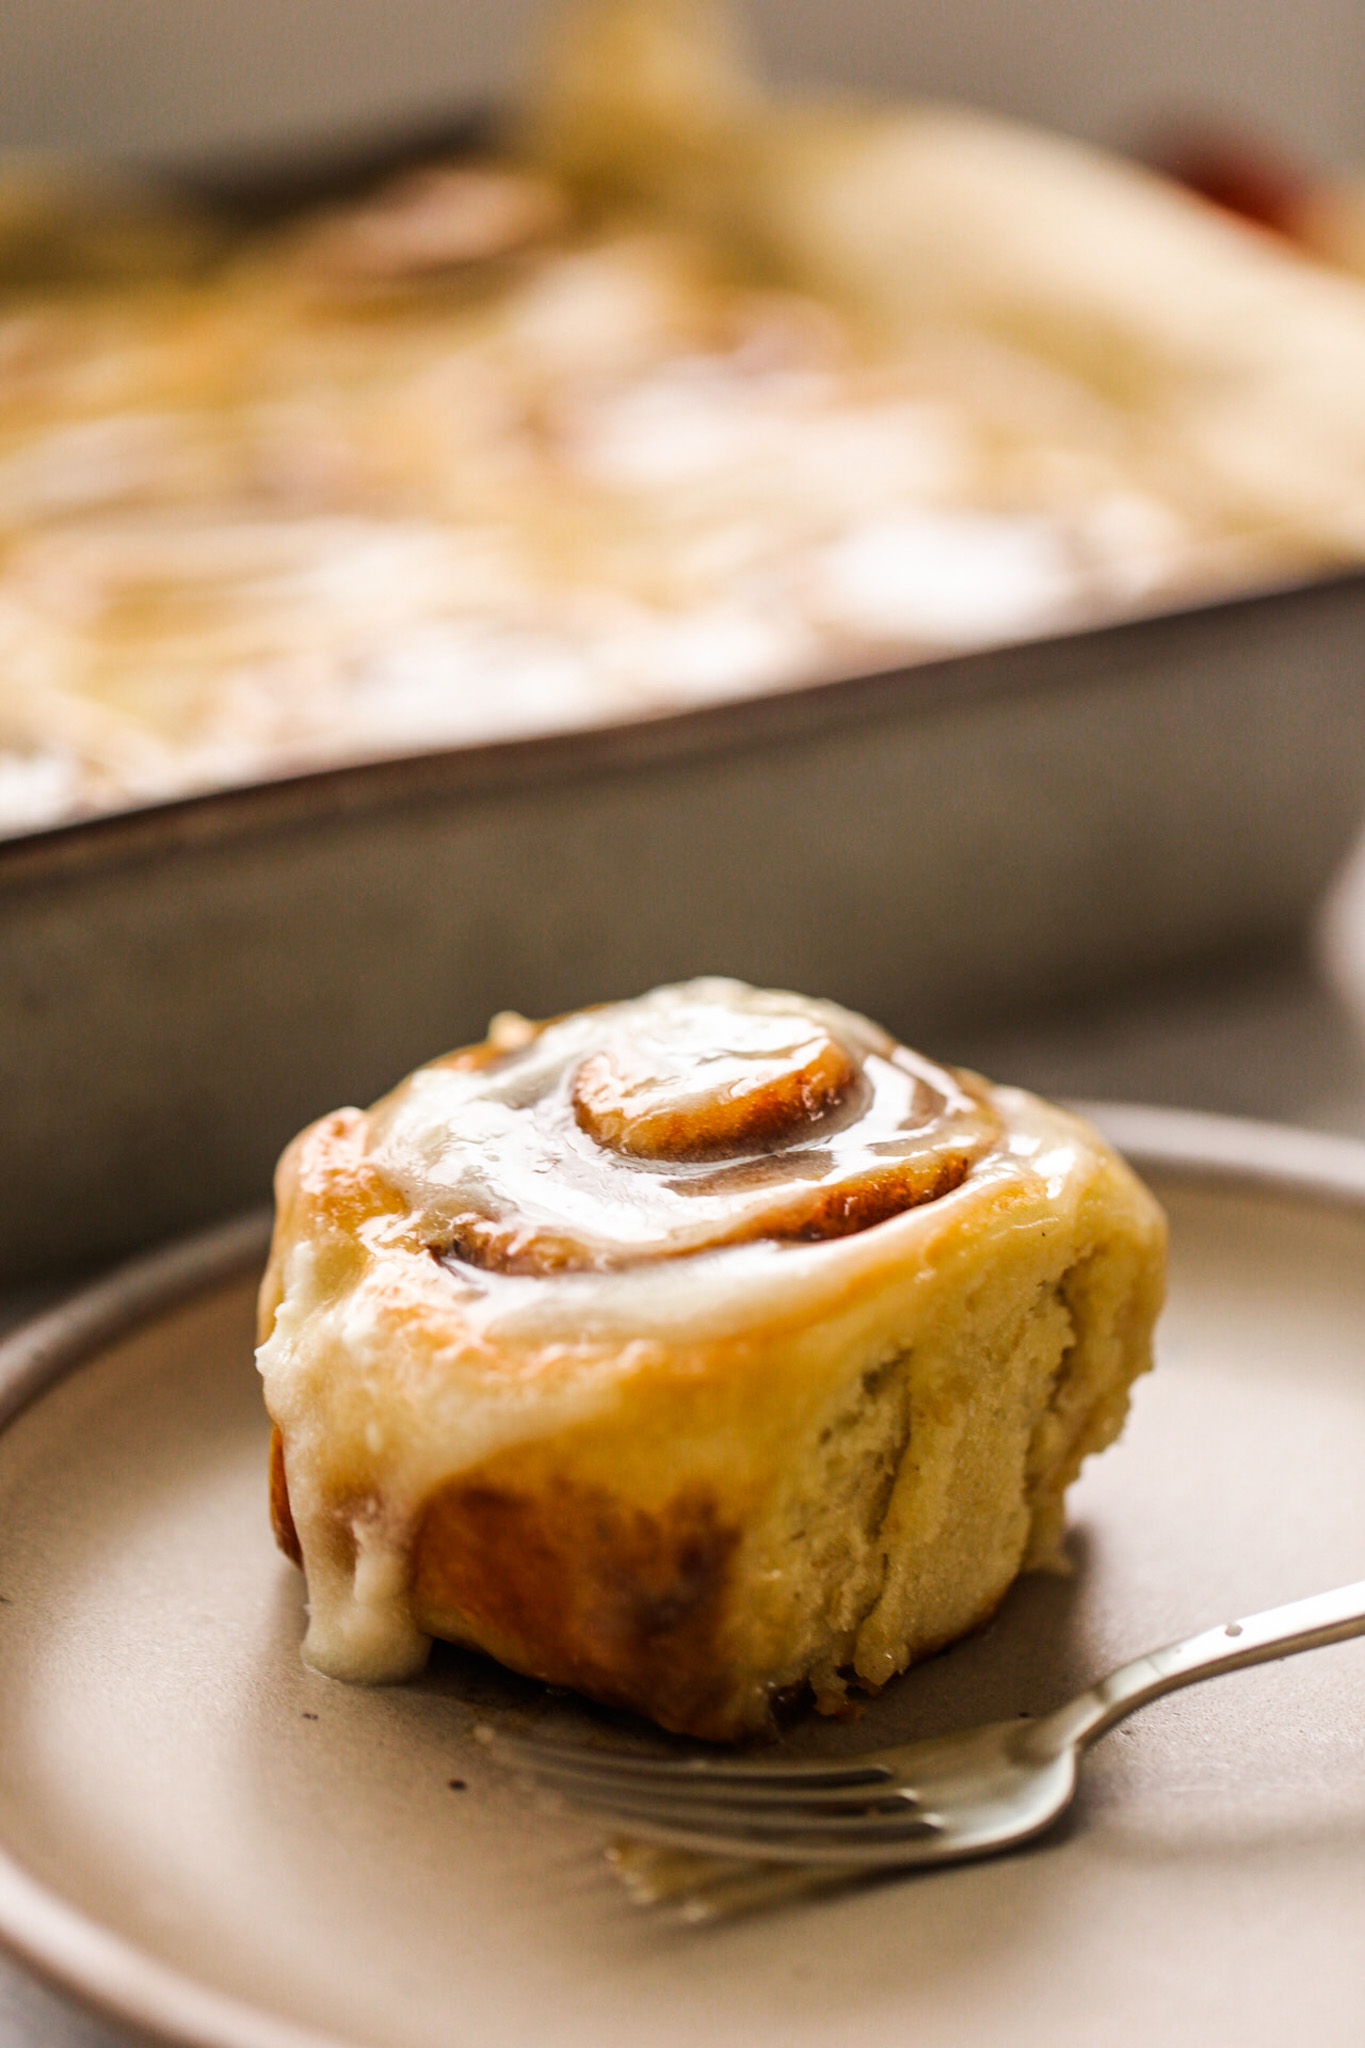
[954,946,1365,1143]
[3,0,1363,169]
[0,1968,128,2048]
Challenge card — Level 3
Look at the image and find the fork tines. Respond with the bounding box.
[494,1733,895,1790]
[495,1732,942,1864]
[607,1838,859,1920]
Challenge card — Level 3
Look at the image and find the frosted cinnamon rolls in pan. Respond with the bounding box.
[257,980,1165,1739]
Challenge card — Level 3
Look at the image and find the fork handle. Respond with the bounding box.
[1032,1577,1365,1755]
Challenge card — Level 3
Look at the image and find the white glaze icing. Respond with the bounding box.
[368,979,999,1270]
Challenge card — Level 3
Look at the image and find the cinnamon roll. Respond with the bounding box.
[257,980,1165,1739]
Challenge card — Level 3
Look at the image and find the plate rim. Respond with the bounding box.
[3,1099,1365,2048]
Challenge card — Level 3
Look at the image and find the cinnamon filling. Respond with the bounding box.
[571,1010,857,1160]
[382,984,1003,1277]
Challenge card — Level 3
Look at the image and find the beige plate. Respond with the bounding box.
[2,1104,1365,2048]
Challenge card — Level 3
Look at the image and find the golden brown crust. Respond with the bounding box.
[411,1470,742,1737]
[282,1106,405,1240]
[268,1434,743,1733]
[269,1426,304,1568]
[258,1107,408,1347]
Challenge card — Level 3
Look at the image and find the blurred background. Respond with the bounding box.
[4,0,1365,1274]
[4,0,1365,167]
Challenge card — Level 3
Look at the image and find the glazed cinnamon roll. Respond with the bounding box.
[257,980,1164,1739]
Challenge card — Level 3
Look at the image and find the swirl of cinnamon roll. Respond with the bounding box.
[369,979,1001,1273]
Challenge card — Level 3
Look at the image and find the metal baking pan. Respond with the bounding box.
[4,568,1365,1286]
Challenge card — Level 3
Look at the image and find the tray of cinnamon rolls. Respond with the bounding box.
[4,0,1365,1286]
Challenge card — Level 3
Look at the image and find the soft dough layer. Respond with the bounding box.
[257,980,1165,1739]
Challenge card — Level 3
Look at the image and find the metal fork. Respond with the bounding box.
[494,1578,1365,1916]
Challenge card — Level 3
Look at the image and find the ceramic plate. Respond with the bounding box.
[1,1106,1364,2048]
